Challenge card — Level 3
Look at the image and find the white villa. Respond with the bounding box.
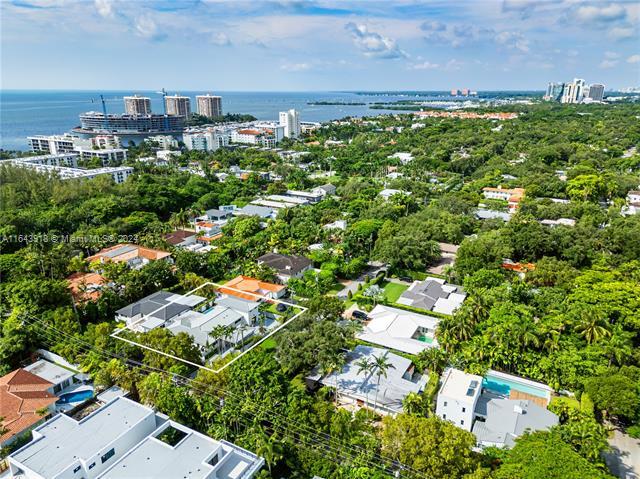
[356,304,440,355]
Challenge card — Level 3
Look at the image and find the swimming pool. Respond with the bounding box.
[417,335,434,344]
[56,389,94,404]
[483,372,550,399]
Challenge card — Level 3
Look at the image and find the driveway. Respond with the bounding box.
[603,427,640,479]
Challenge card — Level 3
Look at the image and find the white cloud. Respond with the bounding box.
[94,0,113,19]
[134,15,164,41]
[345,22,407,59]
[608,26,636,39]
[599,59,619,69]
[604,51,620,59]
[408,59,462,71]
[575,3,627,24]
[210,32,231,46]
[280,62,312,72]
[627,54,640,64]
[494,31,530,52]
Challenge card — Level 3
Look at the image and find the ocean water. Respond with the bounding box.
[0,90,530,150]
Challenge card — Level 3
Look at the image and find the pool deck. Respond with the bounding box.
[509,389,549,407]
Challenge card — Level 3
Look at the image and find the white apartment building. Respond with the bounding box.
[196,94,223,118]
[561,78,586,104]
[279,109,301,138]
[2,157,133,184]
[184,129,230,151]
[145,135,179,149]
[7,396,263,479]
[165,94,191,116]
[10,153,79,167]
[28,134,91,154]
[586,83,605,102]
[123,95,152,115]
[435,368,483,431]
[75,148,127,166]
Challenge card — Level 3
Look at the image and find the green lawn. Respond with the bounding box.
[383,281,409,303]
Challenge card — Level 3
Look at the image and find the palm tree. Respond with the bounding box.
[322,354,346,406]
[573,306,611,344]
[254,426,284,475]
[418,347,447,374]
[355,357,374,411]
[208,325,235,354]
[371,352,395,413]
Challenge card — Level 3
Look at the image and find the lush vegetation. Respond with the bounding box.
[1,102,639,477]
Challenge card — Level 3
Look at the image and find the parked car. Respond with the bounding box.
[399,276,413,283]
[276,303,288,313]
[352,310,369,321]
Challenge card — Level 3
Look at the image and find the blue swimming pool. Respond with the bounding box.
[56,389,94,404]
[483,373,549,399]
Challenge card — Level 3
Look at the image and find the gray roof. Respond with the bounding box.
[472,393,559,447]
[258,253,312,275]
[204,208,231,219]
[235,204,273,218]
[217,295,261,313]
[399,279,464,312]
[115,291,206,321]
[475,209,512,221]
[319,345,427,414]
[168,306,244,348]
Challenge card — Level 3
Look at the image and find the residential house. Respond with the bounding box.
[87,244,172,270]
[233,204,275,220]
[482,187,525,213]
[323,220,347,231]
[540,218,576,227]
[379,189,411,201]
[427,242,459,275]
[67,272,109,302]
[388,152,414,165]
[311,184,337,197]
[622,190,640,216]
[7,396,264,479]
[24,359,76,395]
[0,369,58,447]
[355,304,440,355]
[475,209,512,221]
[285,189,324,203]
[502,260,536,279]
[435,368,558,449]
[216,296,261,324]
[197,208,233,225]
[115,291,208,332]
[309,345,427,416]
[219,276,286,301]
[257,253,313,283]
[164,229,197,248]
[397,277,466,315]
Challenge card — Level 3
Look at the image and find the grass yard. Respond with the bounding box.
[382,281,409,303]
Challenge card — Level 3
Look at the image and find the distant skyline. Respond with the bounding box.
[1,0,639,91]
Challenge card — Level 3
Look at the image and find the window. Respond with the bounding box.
[442,414,446,420]
[443,401,447,407]
[88,463,96,470]
[462,407,466,413]
[461,420,465,425]
[73,465,82,473]
[101,448,115,464]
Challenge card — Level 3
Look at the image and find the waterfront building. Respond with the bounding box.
[278,109,301,138]
[196,94,223,118]
[28,134,92,154]
[1,158,133,184]
[165,94,191,116]
[145,135,178,149]
[123,95,152,115]
[78,112,185,134]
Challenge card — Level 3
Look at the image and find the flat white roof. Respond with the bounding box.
[438,368,483,405]
[10,397,154,478]
[23,359,75,385]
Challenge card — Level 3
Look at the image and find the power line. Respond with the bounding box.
[25,316,426,478]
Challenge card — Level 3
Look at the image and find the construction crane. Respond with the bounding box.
[156,88,169,130]
[99,94,110,131]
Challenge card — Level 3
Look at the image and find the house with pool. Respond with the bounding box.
[355,304,440,355]
[436,368,558,449]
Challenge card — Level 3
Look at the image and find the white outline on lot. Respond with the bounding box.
[110,281,307,374]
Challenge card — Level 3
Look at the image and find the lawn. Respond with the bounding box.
[382,281,408,303]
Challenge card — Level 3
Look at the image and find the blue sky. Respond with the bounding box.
[1,0,639,90]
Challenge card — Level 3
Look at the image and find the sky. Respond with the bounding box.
[1,0,639,91]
